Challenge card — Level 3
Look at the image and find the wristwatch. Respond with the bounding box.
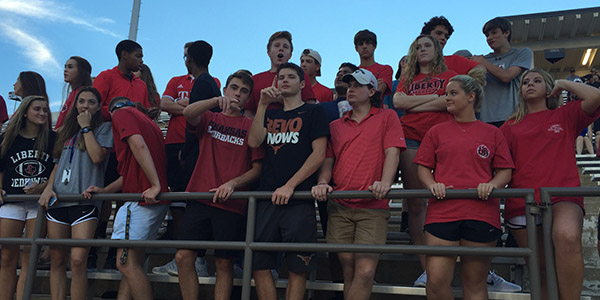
[81,126,92,134]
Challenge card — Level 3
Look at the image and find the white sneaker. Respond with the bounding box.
[195,257,209,277]
[152,258,177,275]
[233,263,243,279]
[414,271,427,287]
[487,270,522,292]
[167,257,209,277]
[215,263,244,278]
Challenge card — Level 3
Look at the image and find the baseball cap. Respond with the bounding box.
[342,68,377,90]
[302,49,322,76]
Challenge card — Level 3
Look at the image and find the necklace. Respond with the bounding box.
[453,120,476,132]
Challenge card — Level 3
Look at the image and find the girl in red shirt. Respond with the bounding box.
[414,71,513,299]
[55,56,93,129]
[392,35,457,279]
[500,68,600,299]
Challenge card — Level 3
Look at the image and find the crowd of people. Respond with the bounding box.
[0,13,599,300]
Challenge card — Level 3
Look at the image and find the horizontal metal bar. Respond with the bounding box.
[248,243,531,257]
[540,187,600,197]
[0,238,531,258]
[27,238,247,250]
[1,188,536,203]
[0,238,33,245]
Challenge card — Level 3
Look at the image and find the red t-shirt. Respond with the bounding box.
[500,102,600,220]
[112,107,169,205]
[327,107,406,209]
[186,111,264,215]
[244,70,316,112]
[414,120,514,229]
[54,88,79,129]
[0,95,8,124]
[360,63,393,97]
[397,70,457,141]
[444,55,480,75]
[162,75,195,144]
[93,66,150,121]
[313,81,333,103]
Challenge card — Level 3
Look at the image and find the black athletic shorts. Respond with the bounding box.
[178,201,245,258]
[425,220,502,243]
[253,200,317,273]
[46,205,98,226]
[165,143,187,192]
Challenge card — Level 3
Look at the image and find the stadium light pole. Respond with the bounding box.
[128,0,141,41]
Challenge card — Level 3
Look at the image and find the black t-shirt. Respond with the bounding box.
[259,103,329,195]
[0,131,57,195]
[181,72,221,174]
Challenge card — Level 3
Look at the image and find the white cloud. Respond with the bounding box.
[0,0,120,38]
[0,23,61,74]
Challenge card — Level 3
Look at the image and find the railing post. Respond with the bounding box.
[22,204,46,300]
[241,196,256,300]
[525,192,542,300]
[540,189,559,300]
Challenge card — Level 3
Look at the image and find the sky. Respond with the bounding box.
[0,0,596,115]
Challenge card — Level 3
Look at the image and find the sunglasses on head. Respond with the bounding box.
[109,100,134,113]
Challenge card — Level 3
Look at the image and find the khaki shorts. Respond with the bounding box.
[326,200,390,245]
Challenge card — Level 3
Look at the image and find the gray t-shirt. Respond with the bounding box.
[480,47,533,123]
[53,122,113,209]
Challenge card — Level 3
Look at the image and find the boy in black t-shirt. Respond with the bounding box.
[248,63,329,300]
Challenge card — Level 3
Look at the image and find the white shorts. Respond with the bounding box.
[111,202,169,240]
[505,215,542,230]
[0,202,39,221]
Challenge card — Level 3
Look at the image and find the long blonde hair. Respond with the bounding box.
[1,96,52,159]
[507,68,561,124]
[402,34,447,91]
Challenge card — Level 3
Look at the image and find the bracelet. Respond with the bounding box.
[317,183,328,186]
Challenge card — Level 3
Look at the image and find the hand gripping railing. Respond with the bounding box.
[0,189,543,300]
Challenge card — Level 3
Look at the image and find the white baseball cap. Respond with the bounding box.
[342,68,377,90]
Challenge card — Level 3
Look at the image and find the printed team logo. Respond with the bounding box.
[15,160,46,177]
[296,254,315,266]
[60,103,69,113]
[476,144,490,159]
[409,77,447,95]
[177,90,189,100]
[266,116,303,155]
[547,124,564,134]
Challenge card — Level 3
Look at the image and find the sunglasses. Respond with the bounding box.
[109,100,135,113]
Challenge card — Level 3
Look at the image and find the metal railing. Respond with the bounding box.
[0,189,546,300]
[539,187,600,300]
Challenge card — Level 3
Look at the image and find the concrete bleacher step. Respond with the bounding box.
[582,166,600,174]
[576,160,600,167]
[576,154,597,161]
[34,270,579,300]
